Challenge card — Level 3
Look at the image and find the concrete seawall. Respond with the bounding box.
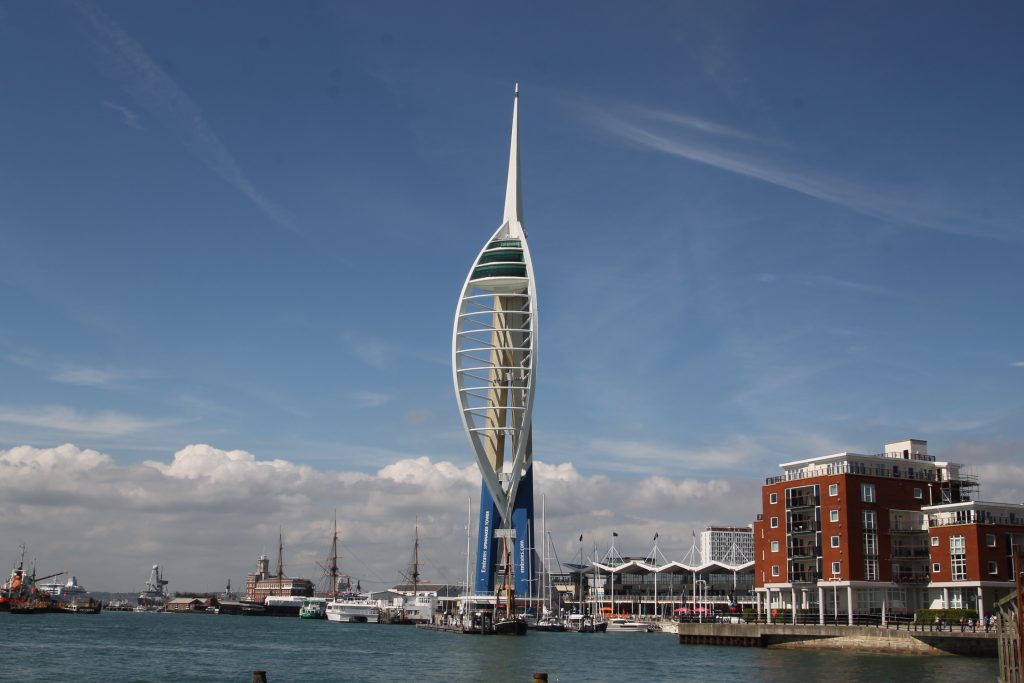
[674,623,996,657]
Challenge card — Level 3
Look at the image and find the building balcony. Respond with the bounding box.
[787,522,818,535]
[789,546,820,559]
[892,571,930,584]
[786,496,819,509]
[890,549,930,559]
[789,571,819,583]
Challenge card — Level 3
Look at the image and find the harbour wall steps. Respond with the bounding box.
[674,623,996,657]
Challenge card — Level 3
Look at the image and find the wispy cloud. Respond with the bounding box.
[100,100,143,129]
[585,102,1017,242]
[1012,361,1024,368]
[5,351,149,388]
[0,405,179,436]
[352,391,391,409]
[804,275,898,298]
[71,0,296,233]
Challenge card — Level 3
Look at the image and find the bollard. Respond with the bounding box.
[253,672,267,683]
[533,674,548,683]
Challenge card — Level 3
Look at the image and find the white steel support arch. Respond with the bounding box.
[452,84,537,531]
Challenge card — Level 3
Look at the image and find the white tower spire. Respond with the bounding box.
[502,83,522,228]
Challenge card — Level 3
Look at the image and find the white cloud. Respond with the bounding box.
[0,443,761,593]
[1012,361,1024,368]
[0,405,178,436]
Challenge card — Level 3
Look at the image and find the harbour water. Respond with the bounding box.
[1,611,998,682]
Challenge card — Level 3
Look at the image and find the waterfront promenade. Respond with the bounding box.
[674,621,996,656]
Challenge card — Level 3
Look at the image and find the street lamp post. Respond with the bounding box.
[695,579,707,624]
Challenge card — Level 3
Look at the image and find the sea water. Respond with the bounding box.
[0,611,998,682]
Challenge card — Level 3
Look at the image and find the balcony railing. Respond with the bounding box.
[786,496,819,509]
[928,511,1024,528]
[764,457,983,486]
[890,548,930,559]
[789,546,819,559]
[892,571,930,584]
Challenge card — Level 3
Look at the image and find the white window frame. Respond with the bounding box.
[771,540,779,553]
[769,492,777,504]
[831,561,841,575]
[988,561,998,575]
[950,535,966,581]
[771,565,780,577]
[861,483,875,503]
[913,487,922,499]
[933,563,941,573]
[828,483,839,497]
[931,536,939,547]
[986,533,996,548]
[830,535,840,548]
[865,558,879,581]
[862,510,876,530]
[770,516,778,528]
[829,509,839,523]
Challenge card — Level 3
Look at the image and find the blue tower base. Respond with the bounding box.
[474,467,535,597]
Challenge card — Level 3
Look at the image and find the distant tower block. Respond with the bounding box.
[453,85,537,596]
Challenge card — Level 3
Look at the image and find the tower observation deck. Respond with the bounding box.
[452,85,537,599]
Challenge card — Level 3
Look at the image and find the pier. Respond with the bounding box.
[674,622,997,656]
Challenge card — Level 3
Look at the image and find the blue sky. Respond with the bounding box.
[1,1,1022,590]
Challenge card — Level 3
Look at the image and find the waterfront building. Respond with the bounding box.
[701,526,755,565]
[753,438,1022,623]
[244,553,313,605]
[452,85,538,598]
[587,556,755,618]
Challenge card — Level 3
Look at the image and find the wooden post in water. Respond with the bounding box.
[252,671,267,683]
[532,674,548,683]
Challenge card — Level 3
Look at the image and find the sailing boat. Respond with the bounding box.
[301,517,339,619]
[390,520,436,624]
[490,526,527,635]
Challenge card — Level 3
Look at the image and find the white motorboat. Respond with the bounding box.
[606,617,650,632]
[326,594,380,623]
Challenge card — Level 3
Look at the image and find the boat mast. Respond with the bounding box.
[412,518,420,600]
[277,528,284,596]
[330,513,340,601]
[463,497,471,617]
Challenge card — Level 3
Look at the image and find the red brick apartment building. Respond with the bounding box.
[753,439,1022,623]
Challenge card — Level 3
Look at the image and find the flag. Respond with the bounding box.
[612,531,618,537]
[578,534,583,542]
[653,532,659,542]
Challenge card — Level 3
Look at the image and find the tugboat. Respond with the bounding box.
[0,544,28,612]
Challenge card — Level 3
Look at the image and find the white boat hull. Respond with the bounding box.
[326,599,380,623]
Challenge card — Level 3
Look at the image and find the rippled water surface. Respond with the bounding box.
[0,612,999,682]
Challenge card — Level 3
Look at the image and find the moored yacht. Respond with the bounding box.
[605,617,650,632]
